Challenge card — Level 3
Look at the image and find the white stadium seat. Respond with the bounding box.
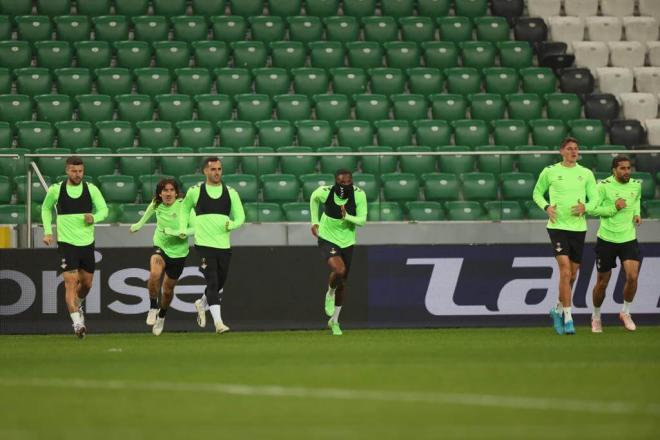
[647,42,660,67]
[585,16,622,42]
[634,67,660,95]
[608,41,645,68]
[600,0,635,18]
[619,93,659,121]
[596,67,634,94]
[564,0,598,18]
[572,41,609,70]
[527,0,561,18]
[548,16,585,50]
[623,17,660,44]
[644,118,660,145]
[639,0,660,21]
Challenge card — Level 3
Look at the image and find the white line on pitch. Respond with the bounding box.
[0,377,658,416]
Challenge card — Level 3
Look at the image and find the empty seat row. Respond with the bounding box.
[547,16,659,49]
[528,0,660,20]
[573,41,660,69]
[596,67,660,94]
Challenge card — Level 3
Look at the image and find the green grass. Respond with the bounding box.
[1,326,659,440]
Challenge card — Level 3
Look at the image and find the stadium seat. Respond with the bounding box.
[281,202,312,222]
[506,94,543,122]
[362,16,398,43]
[305,0,339,16]
[0,0,32,15]
[0,175,11,204]
[452,120,489,147]
[53,68,92,97]
[16,121,54,151]
[336,120,374,149]
[501,172,536,201]
[117,147,155,181]
[483,67,519,96]
[384,42,420,69]
[118,203,151,223]
[114,0,149,16]
[484,200,524,221]
[559,68,594,96]
[218,121,256,150]
[78,0,112,15]
[15,16,53,43]
[300,173,332,201]
[405,200,444,221]
[323,16,360,43]
[115,94,154,125]
[158,147,197,177]
[75,147,115,181]
[287,16,323,44]
[114,41,152,69]
[348,172,377,202]
[572,42,608,71]
[475,16,510,43]
[492,119,529,147]
[175,68,212,96]
[0,95,32,128]
[270,41,306,69]
[309,41,345,69]
[413,120,451,148]
[296,120,333,148]
[15,68,52,97]
[177,120,216,149]
[197,146,239,174]
[244,202,284,222]
[422,172,459,202]
[153,41,191,71]
[191,0,226,15]
[461,172,497,201]
[291,68,329,98]
[391,94,428,122]
[231,41,268,69]
[34,94,73,123]
[239,146,278,176]
[0,147,29,178]
[545,93,582,123]
[437,16,473,43]
[520,68,556,96]
[15,175,50,203]
[646,120,660,146]
[398,146,436,178]
[214,68,253,99]
[222,174,258,202]
[497,41,534,70]
[359,146,397,177]
[355,94,391,123]
[609,120,646,148]
[139,174,175,201]
[330,68,367,102]
[0,204,25,224]
[584,94,619,126]
[314,94,351,127]
[529,119,567,148]
[368,201,403,221]
[134,68,173,97]
[630,172,656,200]
[132,16,169,42]
[407,67,443,96]
[516,145,556,176]
[35,147,72,179]
[96,121,135,150]
[644,200,660,219]
[596,67,633,95]
[445,201,484,221]
[399,16,435,43]
[475,145,514,176]
[235,94,273,123]
[622,17,659,44]
[211,16,247,42]
[171,16,208,43]
[421,41,459,70]
[156,95,193,122]
[249,16,285,43]
[0,121,10,147]
[521,199,546,219]
[261,174,300,202]
[192,41,229,69]
[460,41,497,70]
[382,172,419,204]
[547,16,585,49]
[319,146,358,174]
[255,120,294,148]
[435,145,474,175]
[95,68,132,96]
[74,41,111,69]
[619,93,658,123]
[375,120,413,147]
[608,42,644,68]
[469,94,505,123]
[253,68,291,98]
[34,41,72,70]
[92,15,128,42]
[55,121,94,150]
[633,68,660,95]
[369,68,406,96]
[584,16,622,43]
[429,94,467,121]
[274,94,312,123]
[0,41,32,70]
[278,146,316,176]
[445,68,481,96]
[137,121,175,151]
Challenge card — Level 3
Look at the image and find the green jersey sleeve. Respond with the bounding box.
[226,187,245,231]
[532,167,550,211]
[89,184,108,223]
[344,190,367,226]
[129,201,156,232]
[309,186,329,225]
[41,184,60,235]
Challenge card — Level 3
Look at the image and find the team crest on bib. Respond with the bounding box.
[330,248,337,255]
[555,242,562,253]
[200,258,207,269]
[60,258,67,269]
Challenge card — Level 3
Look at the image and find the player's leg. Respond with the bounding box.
[561,231,586,335]
[210,250,231,333]
[619,258,640,331]
[326,255,346,317]
[592,238,615,333]
[152,272,177,336]
[551,254,572,334]
[146,253,165,326]
[62,269,86,337]
[328,249,352,336]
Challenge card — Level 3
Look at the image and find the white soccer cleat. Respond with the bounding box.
[591,317,603,333]
[73,323,86,339]
[146,308,158,326]
[215,321,230,334]
[152,316,165,336]
[619,312,636,331]
[194,299,207,328]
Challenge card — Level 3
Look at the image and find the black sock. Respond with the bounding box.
[158,308,168,318]
[150,298,158,309]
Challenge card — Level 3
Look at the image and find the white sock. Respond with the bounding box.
[200,294,209,310]
[592,307,601,320]
[555,302,562,312]
[563,307,573,323]
[70,312,83,326]
[326,286,336,297]
[622,301,632,314]
[331,305,342,323]
[209,304,222,325]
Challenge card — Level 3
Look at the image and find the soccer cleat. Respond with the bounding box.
[591,317,603,333]
[194,299,206,328]
[549,307,565,335]
[324,292,335,317]
[564,320,576,335]
[328,318,343,336]
[152,316,165,336]
[619,312,636,331]
[146,308,158,326]
[73,323,86,339]
[215,321,230,334]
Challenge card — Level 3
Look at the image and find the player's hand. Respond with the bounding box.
[546,205,557,223]
[571,200,585,216]
[311,224,319,237]
[129,224,139,233]
[615,198,627,210]
[634,215,642,226]
[83,213,94,225]
[43,234,53,246]
[340,205,346,218]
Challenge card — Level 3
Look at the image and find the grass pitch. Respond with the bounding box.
[1,326,659,440]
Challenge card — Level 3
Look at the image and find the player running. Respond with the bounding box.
[588,155,642,333]
[41,156,108,338]
[179,157,245,334]
[130,178,195,336]
[532,138,599,335]
[310,169,367,336]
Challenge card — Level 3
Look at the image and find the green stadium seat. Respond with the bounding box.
[368,201,404,221]
[300,173,333,200]
[445,67,482,96]
[0,41,32,70]
[346,41,384,70]
[218,121,256,150]
[414,120,452,148]
[192,41,229,69]
[195,94,233,125]
[177,120,216,149]
[244,202,284,222]
[452,119,490,147]
[398,146,436,178]
[506,93,543,122]
[291,68,330,98]
[484,200,524,221]
[211,16,247,42]
[306,0,339,16]
[296,120,333,148]
[0,68,8,94]
[319,146,358,173]
[192,0,225,15]
[37,0,71,15]
[91,15,128,42]
[16,16,53,43]
[159,147,197,177]
[353,172,379,201]
[175,68,212,96]
[375,120,413,147]
[223,174,258,202]
[521,67,557,96]
[96,121,135,150]
[406,201,444,221]
[0,95,32,128]
[523,200,547,220]
[593,171,610,182]
[137,121,175,151]
[569,119,606,147]
[631,172,656,200]
[15,175,50,203]
[0,147,29,178]
[497,41,534,69]
[314,94,352,127]
[278,146,316,176]
[16,122,54,150]
[287,16,323,44]
[139,174,174,202]
[282,201,312,222]
[343,0,377,17]
[256,120,295,148]
[483,67,519,96]
[133,67,172,97]
[274,94,313,123]
[475,16,510,42]
[56,121,94,150]
[355,94,391,123]
[74,147,115,180]
[214,68,253,99]
[644,200,660,219]
[546,93,582,123]
[0,121,11,147]
[53,68,93,97]
[399,16,435,43]
[455,0,488,17]
[369,68,406,96]
[460,41,497,70]
[515,145,556,176]
[77,0,112,15]
[437,145,475,175]
[231,41,268,69]
[179,174,205,193]
[117,147,155,180]
[132,16,169,42]
[384,42,420,69]
[239,146,278,176]
[119,203,151,223]
[34,94,73,123]
[270,41,306,69]
[0,17,9,40]
[114,41,152,69]
[0,0,32,15]
[156,94,194,122]
[0,175,11,203]
[197,146,239,174]
[492,119,529,147]
[14,68,52,97]
[475,145,514,175]
[0,204,25,224]
[407,67,444,96]
[529,119,568,147]
[330,68,368,102]
[235,94,273,123]
[336,120,374,149]
[429,93,467,121]
[249,16,286,43]
[171,16,208,43]
[445,201,485,221]
[55,15,92,42]
[382,172,419,203]
[153,41,191,71]
[461,172,497,201]
[382,0,415,17]
[359,146,397,177]
[74,41,112,69]
[114,0,149,16]
[261,173,300,202]
[391,94,429,122]
[35,147,72,179]
[437,16,473,43]
[153,0,187,16]
[253,67,291,97]
[76,94,114,123]
[95,68,132,96]
[469,94,505,123]
[591,144,626,172]
[501,172,536,201]
[422,172,460,201]
[34,41,72,70]
[228,0,263,16]
[421,41,459,70]
[115,94,154,125]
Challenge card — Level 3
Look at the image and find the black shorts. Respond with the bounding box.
[57,242,95,274]
[152,247,187,280]
[547,229,586,263]
[595,238,641,273]
[318,237,354,276]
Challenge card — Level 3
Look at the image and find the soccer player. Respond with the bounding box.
[179,157,244,334]
[130,178,195,336]
[309,169,367,336]
[589,155,642,333]
[41,156,108,338]
[532,138,599,335]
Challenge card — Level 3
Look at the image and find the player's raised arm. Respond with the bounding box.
[130,201,155,233]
